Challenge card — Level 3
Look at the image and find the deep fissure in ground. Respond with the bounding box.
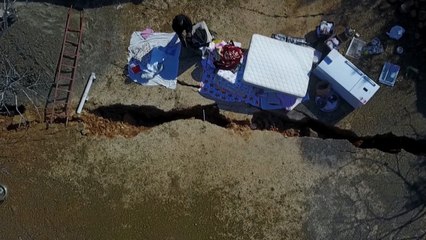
[90,104,426,156]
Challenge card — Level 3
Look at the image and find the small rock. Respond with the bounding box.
[250,123,257,130]
[24,111,40,122]
[77,122,85,131]
[80,128,90,136]
[286,110,308,121]
[284,128,299,137]
[12,115,23,125]
[309,128,319,138]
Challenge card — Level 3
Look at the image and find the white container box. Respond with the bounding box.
[313,49,380,108]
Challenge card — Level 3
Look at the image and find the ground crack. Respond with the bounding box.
[238,5,334,19]
[77,104,426,156]
[238,6,289,18]
[177,80,200,89]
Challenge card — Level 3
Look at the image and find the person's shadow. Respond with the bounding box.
[178,47,202,78]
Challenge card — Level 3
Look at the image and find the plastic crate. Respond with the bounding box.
[345,37,366,59]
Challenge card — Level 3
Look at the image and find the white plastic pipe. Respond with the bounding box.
[77,72,96,114]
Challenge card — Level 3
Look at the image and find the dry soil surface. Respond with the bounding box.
[1,119,426,239]
[2,0,425,137]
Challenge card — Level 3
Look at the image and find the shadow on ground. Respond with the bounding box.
[302,152,426,239]
[298,1,426,235]
[178,47,202,80]
[389,0,426,118]
[89,104,426,155]
[296,75,354,125]
[91,103,232,127]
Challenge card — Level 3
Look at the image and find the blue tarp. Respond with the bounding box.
[127,32,181,89]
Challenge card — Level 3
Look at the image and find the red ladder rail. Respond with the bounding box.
[45,6,84,126]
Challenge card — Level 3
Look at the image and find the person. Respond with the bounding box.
[172,14,193,48]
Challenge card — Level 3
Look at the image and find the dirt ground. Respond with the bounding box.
[1,0,425,135]
[1,119,426,239]
[1,0,426,239]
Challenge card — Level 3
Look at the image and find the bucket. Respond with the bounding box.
[315,93,339,112]
[315,81,331,97]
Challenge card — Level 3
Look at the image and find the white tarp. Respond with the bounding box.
[127,32,181,89]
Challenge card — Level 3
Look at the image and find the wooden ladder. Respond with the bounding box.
[45,6,84,126]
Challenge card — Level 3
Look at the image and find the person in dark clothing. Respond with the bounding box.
[172,14,193,47]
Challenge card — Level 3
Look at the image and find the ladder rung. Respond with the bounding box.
[56,88,72,93]
[67,29,80,33]
[48,110,62,115]
[55,84,71,90]
[54,90,71,97]
[46,108,65,114]
[47,99,66,105]
[61,64,76,69]
[65,40,78,46]
[45,7,81,125]
[53,97,68,102]
[63,51,77,57]
[54,96,70,102]
[56,83,71,87]
[47,114,66,122]
[57,76,74,81]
